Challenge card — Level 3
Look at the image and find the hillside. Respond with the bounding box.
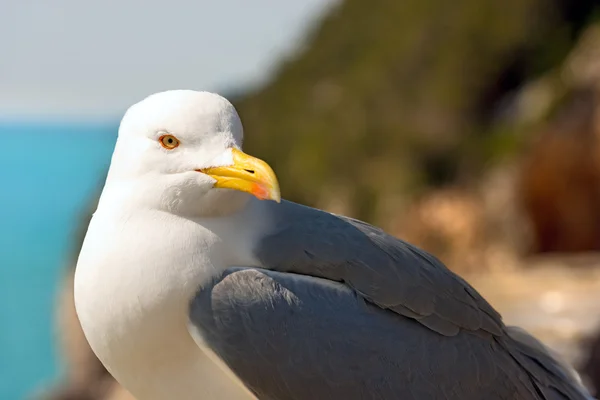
[234,0,598,224]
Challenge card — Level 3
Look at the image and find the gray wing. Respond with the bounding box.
[189,200,592,399]
[189,268,590,400]
[254,200,503,338]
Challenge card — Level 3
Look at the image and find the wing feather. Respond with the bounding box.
[189,268,543,399]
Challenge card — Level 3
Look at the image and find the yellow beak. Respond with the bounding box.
[197,148,281,203]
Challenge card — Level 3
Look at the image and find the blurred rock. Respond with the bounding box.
[55,267,105,388]
[519,87,600,253]
[394,187,487,273]
[393,163,530,273]
[519,24,600,254]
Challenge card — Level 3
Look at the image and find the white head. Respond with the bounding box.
[102,90,280,216]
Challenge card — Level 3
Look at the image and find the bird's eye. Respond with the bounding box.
[159,134,180,150]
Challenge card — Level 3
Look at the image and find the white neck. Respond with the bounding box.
[74,196,268,399]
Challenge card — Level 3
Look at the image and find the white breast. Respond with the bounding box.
[74,207,261,400]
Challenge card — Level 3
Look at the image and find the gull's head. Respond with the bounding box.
[105,90,280,216]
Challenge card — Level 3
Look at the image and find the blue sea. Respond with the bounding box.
[0,122,118,400]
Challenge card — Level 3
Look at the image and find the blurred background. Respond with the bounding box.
[3,0,600,398]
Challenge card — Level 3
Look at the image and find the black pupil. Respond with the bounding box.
[167,138,173,144]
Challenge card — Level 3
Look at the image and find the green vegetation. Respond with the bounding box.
[234,0,599,223]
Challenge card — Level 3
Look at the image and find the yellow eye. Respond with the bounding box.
[159,134,180,149]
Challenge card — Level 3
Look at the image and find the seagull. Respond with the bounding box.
[74,90,593,400]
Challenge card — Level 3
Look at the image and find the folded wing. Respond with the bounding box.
[188,200,592,400]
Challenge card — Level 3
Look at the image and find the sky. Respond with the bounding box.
[0,0,335,119]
